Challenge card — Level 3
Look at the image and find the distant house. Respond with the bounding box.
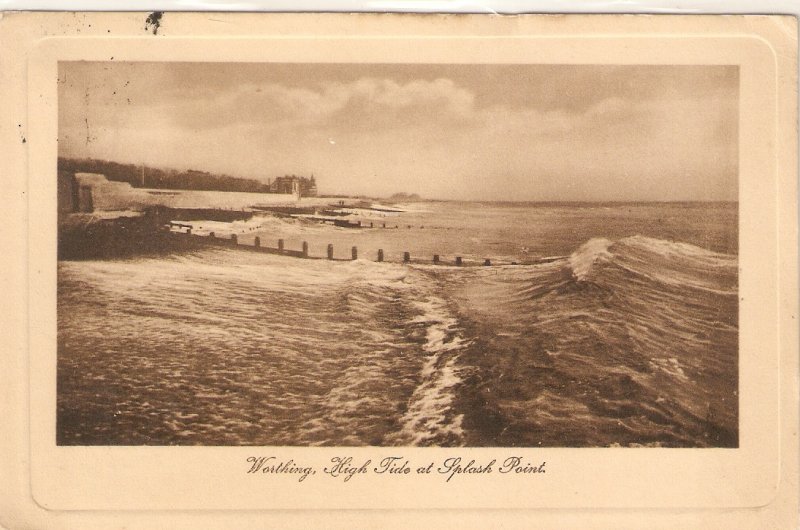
[268,175,318,197]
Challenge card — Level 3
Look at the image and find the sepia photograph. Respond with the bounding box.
[3,10,796,525]
[56,60,739,448]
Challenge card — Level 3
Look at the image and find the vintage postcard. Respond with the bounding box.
[1,11,797,529]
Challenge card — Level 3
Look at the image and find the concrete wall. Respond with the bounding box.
[72,172,303,211]
[57,171,80,213]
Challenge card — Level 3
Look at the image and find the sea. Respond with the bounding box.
[57,201,739,447]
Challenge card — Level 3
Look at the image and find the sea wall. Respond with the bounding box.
[70,172,306,212]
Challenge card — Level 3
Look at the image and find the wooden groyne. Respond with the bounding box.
[59,206,563,265]
[169,229,540,266]
[300,216,365,229]
[161,207,254,222]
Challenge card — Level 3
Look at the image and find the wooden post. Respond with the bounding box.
[352,246,358,260]
[327,244,334,260]
[403,252,410,263]
[370,222,374,228]
[484,258,492,266]
[278,239,284,252]
[358,221,362,227]
[187,228,192,235]
[455,256,462,266]
[433,254,439,264]
[209,232,215,238]
[377,249,384,262]
[254,236,260,248]
[302,241,309,258]
[231,234,237,244]
[382,222,386,228]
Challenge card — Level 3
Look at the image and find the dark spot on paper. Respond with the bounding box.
[145,12,163,35]
[21,137,26,144]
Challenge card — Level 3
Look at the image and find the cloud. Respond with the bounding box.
[162,77,477,130]
[58,64,738,201]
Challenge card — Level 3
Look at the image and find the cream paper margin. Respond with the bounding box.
[1,12,797,528]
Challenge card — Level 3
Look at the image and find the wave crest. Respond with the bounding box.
[566,235,737,293]
[568,238,613,281]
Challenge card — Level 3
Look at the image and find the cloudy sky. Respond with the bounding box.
[58,62,738,201]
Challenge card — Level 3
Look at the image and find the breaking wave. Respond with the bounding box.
[449,235,738,447]
[58,232,738,448]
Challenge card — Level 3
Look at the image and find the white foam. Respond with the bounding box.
[387,296,471,446]
[650,357,690,382]
[568,238,613,281]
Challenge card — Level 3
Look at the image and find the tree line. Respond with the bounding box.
[58,157,273,193]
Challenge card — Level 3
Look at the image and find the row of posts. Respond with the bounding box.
[201,231,491,265]
[354,221,427,229]
[187,222,428,233]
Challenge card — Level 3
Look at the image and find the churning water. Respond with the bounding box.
[58,201,738,447]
